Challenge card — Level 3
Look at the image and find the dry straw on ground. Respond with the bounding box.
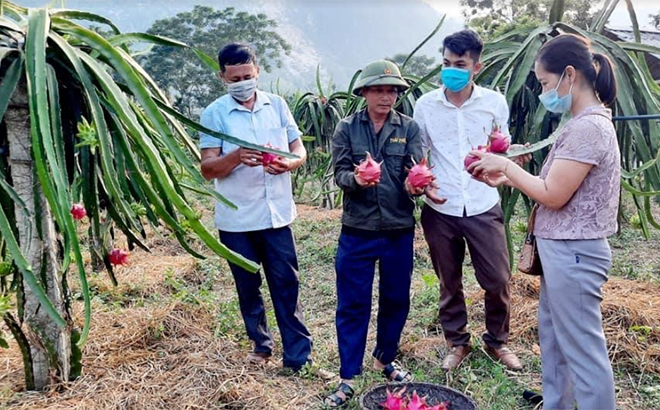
[467,273,660,374]
[1,249,327,410]
[1,207,659,409]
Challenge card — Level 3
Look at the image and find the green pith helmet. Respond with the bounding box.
[352,59,409,96]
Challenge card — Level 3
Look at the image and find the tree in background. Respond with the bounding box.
[461,0,599,40]
[387,53,437,78]
[139,6,291,118]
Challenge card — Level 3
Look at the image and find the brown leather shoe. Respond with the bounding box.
[485,344,522,371]
[441,344,472,371]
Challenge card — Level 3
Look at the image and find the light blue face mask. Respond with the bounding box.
[538,70,573,113]
[440,67,471,92]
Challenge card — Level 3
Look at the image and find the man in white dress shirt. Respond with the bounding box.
[413,30,522,371]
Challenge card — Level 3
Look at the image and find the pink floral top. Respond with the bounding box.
[534,106,620,240]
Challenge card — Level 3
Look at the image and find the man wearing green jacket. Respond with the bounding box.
[324,60,444,407]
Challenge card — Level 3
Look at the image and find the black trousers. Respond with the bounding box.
[219,226,312,369]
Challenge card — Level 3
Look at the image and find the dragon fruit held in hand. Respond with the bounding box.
[355,151,382,183]
[108,248,129,266]
[464,145,486,174]
[408,157,434,189]
[379,387,451,410]
[487,124,509,154]
[70,203,87,220]
[261,143,279,167]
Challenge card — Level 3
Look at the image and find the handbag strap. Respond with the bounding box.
[527,204,539,233]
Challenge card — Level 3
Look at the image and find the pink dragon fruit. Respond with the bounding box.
[487,124,509,154]
[379,387,406,410]
[261,143,279,167]
[355,151,382,183]
[405,391,428,410]
[427,402,451,410]
[464,145,487,174]
[408,157,434,189]
[108,248,129,266]
[70,203,87,220]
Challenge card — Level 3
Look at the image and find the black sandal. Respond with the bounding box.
[323,382,354,408]
[382,362,412,382]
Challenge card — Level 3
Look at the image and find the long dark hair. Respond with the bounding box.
[536,34,617,106]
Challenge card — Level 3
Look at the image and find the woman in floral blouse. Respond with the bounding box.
[469,33,619,410]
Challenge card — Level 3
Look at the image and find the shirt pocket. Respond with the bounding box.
[262,127,289,151]
[384,142,406,178]
[351,142,370,165]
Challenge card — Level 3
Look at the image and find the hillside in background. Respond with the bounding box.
[18,0,464,91]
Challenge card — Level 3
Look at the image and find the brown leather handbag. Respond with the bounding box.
[518,205,543,276]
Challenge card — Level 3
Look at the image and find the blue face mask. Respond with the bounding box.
[538,70,573,113]
[440,67,471,92]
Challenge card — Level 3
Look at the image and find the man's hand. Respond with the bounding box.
[404,177,426,195]
[509,143,532,167]
[266,157,290,175]
[238,148,264,167]
[424,182,447,205]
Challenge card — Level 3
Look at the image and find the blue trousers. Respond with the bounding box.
[335,227,414,380]
[219,226,312,370]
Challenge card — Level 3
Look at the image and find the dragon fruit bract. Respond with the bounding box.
[355,151,382,183]
[408,157,434,189]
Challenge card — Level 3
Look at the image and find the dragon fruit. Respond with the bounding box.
[108,248,129,266]
[408,157,434,189]
[70,203,87,220]
[487,124,509,154]
[427,402,451,410]
[355,151,382,183]
[379,387,451,410]
[405,392,428,410]
[379,387,406,410]
[464,145,486,174]
[261,143,279,167]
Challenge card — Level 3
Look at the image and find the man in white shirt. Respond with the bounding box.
[413,30,522,371]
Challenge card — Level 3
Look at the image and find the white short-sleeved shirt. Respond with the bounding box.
[199,90,301,232]
[414,85,510,217]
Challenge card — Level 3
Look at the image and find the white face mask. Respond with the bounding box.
[226,78,258,102]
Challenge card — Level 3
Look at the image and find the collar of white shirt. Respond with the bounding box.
[436,84,484,108]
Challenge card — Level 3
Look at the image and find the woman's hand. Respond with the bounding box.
[473,171,510,187]
[509,143,532,167]
[468,150,512,175]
